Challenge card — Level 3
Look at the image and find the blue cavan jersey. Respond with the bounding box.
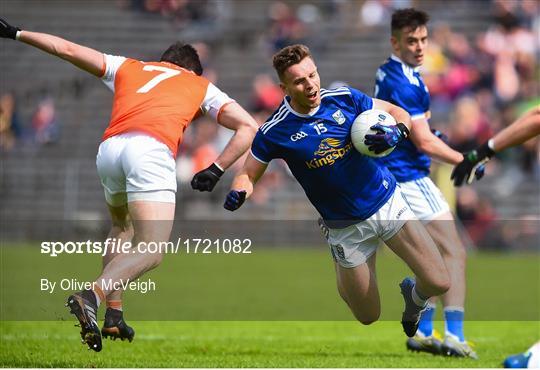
[374,55,431,182]
[250,87,396,227]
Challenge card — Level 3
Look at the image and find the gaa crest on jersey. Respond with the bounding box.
[332,110,346,125]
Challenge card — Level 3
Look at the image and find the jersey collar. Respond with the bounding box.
[161,61,196,74]
[283,96,321,118]
[390,54,421,73]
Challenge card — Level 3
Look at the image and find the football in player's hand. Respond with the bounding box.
[351,109,397,157]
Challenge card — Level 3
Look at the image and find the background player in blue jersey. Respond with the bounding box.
[223,44,451,337]
[373,9,482,358]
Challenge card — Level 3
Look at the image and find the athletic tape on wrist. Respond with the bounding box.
[487,138,496,152]
[213,162,224,172]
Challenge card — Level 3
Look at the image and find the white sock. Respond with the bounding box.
[412,285,428,307]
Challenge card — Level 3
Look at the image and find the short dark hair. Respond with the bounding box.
[160,42,203,76]
[391,8,429,36]
[272,44,312,81]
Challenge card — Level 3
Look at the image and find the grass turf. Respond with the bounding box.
[1,245,539,367]
[1,321,539,367]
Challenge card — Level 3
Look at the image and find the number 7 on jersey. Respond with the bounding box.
[136,65,180,93]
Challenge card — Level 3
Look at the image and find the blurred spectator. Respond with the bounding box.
[176,117,218,184]
[190,118,219,173]
[449,96,493,152]
[456,187,497,248]
[251,74,283,113]
[0,93,22,152]
[423,1,538,191]
[266,1,306,52]
[358,0,393,28]
[193,42,218,84]
[31,98,60,145]
[125,0,223,32]
[493,50,520,103]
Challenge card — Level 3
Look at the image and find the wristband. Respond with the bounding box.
[208,162,224,177]
[477,141,495,160]
[396,122,410,139]
[487,138,496,152]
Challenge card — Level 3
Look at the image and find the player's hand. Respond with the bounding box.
[191,163,224,192]
[431,128,449,145]
[364,123,410,154]
[0,17,20,40]
[451,156,488,186]
[451,142,494,186]
[224,190,247,211]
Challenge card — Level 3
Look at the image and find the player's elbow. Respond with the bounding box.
[241,118,258,138]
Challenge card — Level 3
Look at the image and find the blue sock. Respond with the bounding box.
[445,308,465,342]
[418,304,436,336]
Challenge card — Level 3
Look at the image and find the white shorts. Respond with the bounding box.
[96,133,177,206]
[399,177,450,222]
[325,188,416,268]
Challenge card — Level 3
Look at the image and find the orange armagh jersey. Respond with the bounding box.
[100,54,233,157]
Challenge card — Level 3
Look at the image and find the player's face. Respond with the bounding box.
[280,57,321,114]
[392,25,428,67]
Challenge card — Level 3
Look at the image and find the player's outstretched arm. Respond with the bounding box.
[1,17,104,77]
[224,154,267,211]
[451,106,540,186]
[191,102,258,192]
[490,106,540,152]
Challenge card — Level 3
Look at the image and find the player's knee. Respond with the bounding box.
[431,275,451,296]
[149,252,163,268]
[355,312,380,325]
[110,212,133,233]
[358,317,379,326]
[351,308,380,325]
[421,269,450,297]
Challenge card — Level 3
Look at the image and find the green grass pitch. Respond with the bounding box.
[1,245,539,367]
[1,321,538,367]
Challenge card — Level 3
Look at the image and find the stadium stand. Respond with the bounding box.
[1,0,538,248]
